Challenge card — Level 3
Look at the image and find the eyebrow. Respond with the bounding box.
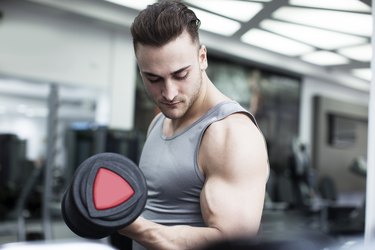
[142,65,191,78]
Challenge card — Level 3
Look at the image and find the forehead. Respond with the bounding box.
[135,31,199,73]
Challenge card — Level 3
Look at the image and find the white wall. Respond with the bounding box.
[364,0,375,243]
[108,31,137,130]
[0,1,111,88]
[299,76,369,149]
[0,0,137,130]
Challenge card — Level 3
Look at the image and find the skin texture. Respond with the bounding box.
[119,30,269,250]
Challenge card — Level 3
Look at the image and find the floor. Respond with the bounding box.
[0,208,368,250]
[261,209,365,249]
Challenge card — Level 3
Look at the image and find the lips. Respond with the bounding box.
[161,101,181,107]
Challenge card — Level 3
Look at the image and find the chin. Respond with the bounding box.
[159,104,188,120]
[161,109,185,120]
[162,112,182,120]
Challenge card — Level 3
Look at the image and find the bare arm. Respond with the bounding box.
[119,113,269,250]
[199,113,269,237]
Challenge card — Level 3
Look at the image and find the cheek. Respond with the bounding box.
[144,83,159,97]
[186,71,202,91]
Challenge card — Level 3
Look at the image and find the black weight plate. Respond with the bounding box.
[61,152,147,239]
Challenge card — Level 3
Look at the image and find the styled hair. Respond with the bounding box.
[131,0,201,51]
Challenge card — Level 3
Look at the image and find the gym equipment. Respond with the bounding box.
[61,152,147,239]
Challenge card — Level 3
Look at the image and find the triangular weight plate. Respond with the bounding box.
[93,167,135,210]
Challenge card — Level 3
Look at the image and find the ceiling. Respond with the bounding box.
[2,0,371,92]
[0,0,371,119]
[103,0,372,85]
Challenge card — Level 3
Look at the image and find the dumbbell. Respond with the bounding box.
[61,152,147,239]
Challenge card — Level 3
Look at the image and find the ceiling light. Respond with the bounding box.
[0,106,6,115]
[301,51,349,66]
[26,108,48,118]
[273,7,372,37]
[352,68,371,82]
[17,104,28,114]
[190,7,241,36]
[104,0,156,10]
[260,19,367,50]
[185,0,263,22]
[338,44,372,62]
[289,0,371,12]
[241,29,314,56]
[26,110,35,118]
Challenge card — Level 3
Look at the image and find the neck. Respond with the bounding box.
[166,73,229,136]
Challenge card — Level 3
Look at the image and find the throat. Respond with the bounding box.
[163,100,208,137]
[162,103,204,138]
[163,118,189,138]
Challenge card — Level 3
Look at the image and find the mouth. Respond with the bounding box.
[160,101,181,107]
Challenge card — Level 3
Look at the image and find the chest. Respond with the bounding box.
[139,129,205,198]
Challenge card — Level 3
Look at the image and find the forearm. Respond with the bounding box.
[119,217,222,250]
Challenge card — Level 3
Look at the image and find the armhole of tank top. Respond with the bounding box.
[146,113,163,136]
[239,110,258,128]
[194,124,209,183]
[249,114,259,128]
[240,111,271,181]
[194,109,260,183]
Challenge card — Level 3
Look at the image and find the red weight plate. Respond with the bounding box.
[93,167,135,210]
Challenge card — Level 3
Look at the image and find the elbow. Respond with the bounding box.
[215,221,260,240]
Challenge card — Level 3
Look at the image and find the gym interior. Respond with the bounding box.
[0,0,373,249]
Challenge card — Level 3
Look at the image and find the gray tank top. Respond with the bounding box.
[138,100,257,227]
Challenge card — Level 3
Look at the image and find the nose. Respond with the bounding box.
[162,80,178,102]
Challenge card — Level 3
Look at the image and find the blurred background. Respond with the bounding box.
[0,0,372,249]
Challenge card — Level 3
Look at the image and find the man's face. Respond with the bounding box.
[135,31,207,120]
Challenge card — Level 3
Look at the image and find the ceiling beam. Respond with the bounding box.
[26,0,138,28]
[359,0,371,7]
[232,0,289,38]
[329,61,370,70]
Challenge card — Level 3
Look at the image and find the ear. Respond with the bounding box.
[199,45,208,71]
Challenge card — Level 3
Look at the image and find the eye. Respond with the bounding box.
[146,76,161,83]
[148,78,160,83]
[174,72,188,81]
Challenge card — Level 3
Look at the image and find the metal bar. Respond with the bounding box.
[364,0,375,245]
[95,126,107,154]
[16,166,42,241]
[42,83,59,240]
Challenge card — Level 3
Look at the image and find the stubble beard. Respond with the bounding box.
[150,74,203,121]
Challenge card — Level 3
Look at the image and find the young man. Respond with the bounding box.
[119,1,269,249]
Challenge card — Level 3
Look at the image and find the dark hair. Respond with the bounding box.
[131,0,201,51]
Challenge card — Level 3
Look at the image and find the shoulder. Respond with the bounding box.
[204,112,262,149]
[199,112,268,178]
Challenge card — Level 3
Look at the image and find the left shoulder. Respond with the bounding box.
[221,111,257,128]
[207,112,261,144]
[199,112,268,177]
